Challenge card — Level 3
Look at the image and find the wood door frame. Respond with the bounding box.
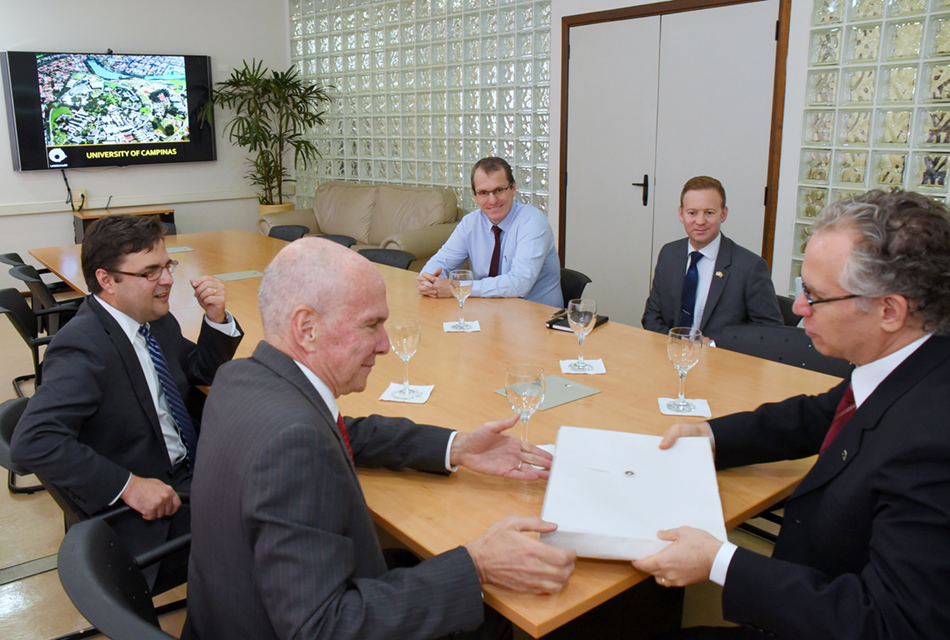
[558,0,791,268]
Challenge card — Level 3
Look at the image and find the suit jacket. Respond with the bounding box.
[11,295,242,554]
[710,335,950,639]
[184,341,484,640]
[641,235,782,341]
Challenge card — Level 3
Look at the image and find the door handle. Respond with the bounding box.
[631,174,649,206]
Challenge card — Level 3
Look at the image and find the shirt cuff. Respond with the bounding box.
[204,310,241,336]
[445,431,459,472]
[709,541,738,586]
[110,473,133,506]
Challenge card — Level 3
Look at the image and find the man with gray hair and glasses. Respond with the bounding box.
[632,190,950,639]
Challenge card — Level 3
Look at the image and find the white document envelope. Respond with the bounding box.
[540,426,727,561]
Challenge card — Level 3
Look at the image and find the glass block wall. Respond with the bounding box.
[793,0,950,292]
[288,0,552,215]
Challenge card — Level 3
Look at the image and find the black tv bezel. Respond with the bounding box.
[1,51,216,171]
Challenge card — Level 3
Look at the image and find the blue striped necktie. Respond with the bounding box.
[139,324,197,471]
[679,251,703,328]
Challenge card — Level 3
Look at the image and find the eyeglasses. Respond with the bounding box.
[474,184,513,199]
[801,281,860,307]
[111,260,178,282]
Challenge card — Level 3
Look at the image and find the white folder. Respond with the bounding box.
[540,426,727,561]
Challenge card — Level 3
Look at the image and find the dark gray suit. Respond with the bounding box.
[642,235,782,341]
[184,341,484,640]
[11,295,242,560]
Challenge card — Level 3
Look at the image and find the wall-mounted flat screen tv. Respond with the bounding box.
[1,51,216,171]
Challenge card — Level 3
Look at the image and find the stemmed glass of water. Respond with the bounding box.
[389,318,422,400]
[567,298,597,372]
[666,327,703,412]
[449,269,474,330]
[505,364,545,445]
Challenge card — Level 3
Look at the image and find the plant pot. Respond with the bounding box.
[259,202,295,216]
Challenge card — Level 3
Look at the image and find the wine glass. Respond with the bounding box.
[505,364,545,445]
[389,318,422,400]
[449,269,474,330]
[666,327,703,412]
[567,298,597,372]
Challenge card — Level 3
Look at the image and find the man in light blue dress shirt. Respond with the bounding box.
[417,157,562,307]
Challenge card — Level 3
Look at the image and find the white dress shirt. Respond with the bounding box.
[685,233,722,333]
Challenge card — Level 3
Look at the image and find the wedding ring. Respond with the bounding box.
[516,460,523,470]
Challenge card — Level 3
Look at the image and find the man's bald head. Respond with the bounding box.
[259,238,382,340]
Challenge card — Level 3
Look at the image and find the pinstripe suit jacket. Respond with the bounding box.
[185,341,484,640]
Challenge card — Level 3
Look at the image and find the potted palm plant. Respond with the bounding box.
[202,59,332,214]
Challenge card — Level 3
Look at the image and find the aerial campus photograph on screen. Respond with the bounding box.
[36,53,190,148]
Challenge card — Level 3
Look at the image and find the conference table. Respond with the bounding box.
[31,230,836,637]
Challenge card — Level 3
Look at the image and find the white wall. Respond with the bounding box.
[550,0,811,295]
[0,0,291,288]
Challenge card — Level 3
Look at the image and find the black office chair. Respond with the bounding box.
[162,222,177,235]
[776,295,800,327]
[0,397,45,495]
[358,248,417,270]
[0,288,57,396]
[0,252,72,294]
[318,233,357,247]
[268,224,310,242]
[717,324,854,378]
[560,268,592,308]
[9,264,81,334]
[57,506,190,640]
[718,323,853,542]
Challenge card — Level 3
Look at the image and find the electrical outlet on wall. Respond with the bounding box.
[72,189,88,211]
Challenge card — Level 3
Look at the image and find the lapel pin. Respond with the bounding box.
[715,271,724,278]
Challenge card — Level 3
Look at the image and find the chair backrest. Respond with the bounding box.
[0,397,31,477]
[162,222,177,236]
[58,518,174,640]
[358,248,417,270]
[717,324,854,378]
[0,252,26,268]
[776,295,800,327]
[0,287,38,343]
[268,224,310,242]
[560,268,592,308]
[9,264,58,310]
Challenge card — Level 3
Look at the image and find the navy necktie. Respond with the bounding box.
[488,225,502,277]
[139,324,198,471]
[679,251,703,328]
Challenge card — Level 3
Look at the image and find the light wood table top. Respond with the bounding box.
[31,231,837,637]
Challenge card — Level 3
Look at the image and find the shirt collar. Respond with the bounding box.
[690,232,722,262]
[94,294,144,344]
[479,199,521,233]
[293,360,341,420]
[851,333,932,407]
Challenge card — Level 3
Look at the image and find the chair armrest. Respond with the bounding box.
[379,222,459,266]
[257,209,321,237]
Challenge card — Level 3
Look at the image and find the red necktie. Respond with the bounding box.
[336,413,354,461]
[820,384,855,453]
[488,225,502,277]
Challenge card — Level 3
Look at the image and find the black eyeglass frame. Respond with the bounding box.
[473,183,514,199]
[801,281,861,307]
[110,259,179,282]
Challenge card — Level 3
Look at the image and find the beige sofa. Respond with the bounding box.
[257,181,460,270]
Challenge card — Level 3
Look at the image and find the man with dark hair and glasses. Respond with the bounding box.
[417,156,561,307]
[632,190,950,639]
[12,214,242,592]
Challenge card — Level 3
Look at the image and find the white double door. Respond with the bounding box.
[563,0,780,326]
